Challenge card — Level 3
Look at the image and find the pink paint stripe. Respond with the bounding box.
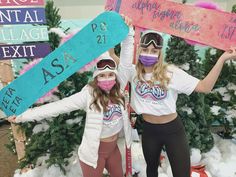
[105,0,117,11]
[0,0,44,6]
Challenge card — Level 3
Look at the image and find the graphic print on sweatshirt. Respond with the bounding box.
[135,81,167,102]
[103,104,122,126]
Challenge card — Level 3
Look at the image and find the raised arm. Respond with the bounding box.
[117,26,136,90]
[120,27,135,67]
[195,47,236,93]
[8,86,89,123]
[109,48,120,65]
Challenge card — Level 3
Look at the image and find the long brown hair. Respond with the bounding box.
[135,48,170,90]
[88,78,125,112]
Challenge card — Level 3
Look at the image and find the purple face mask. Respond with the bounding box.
[139,54,159,66]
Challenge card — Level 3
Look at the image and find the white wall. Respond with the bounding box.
[52,0,105,19]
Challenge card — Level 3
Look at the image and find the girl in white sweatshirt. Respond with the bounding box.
[8,56,132,177]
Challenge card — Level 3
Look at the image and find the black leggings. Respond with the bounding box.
[141,116,190,177]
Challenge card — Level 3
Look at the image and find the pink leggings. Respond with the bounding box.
[80,140,124,177]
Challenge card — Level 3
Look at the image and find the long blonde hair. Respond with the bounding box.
[88,78,125,112]
[135,47,170,90]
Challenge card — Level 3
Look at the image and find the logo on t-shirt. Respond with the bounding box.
[103,104,122,125]
[135,81,167,101]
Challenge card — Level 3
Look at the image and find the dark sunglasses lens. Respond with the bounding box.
[97,59,116,69]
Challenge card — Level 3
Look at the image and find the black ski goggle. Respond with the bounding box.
[140,32,163,49]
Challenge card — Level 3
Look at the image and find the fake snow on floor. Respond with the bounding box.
[14,134,236,177]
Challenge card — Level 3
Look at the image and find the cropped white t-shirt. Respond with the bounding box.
[127,65,200,115]
[100,103,123,138]
[118,28,200,116]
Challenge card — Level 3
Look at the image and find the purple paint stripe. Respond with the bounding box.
[0,43,51,60]
[115,0,122,12]
[0,7,46,25]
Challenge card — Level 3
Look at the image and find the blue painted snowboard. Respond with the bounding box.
[0,11,129,116]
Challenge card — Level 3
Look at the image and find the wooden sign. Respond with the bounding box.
[119,0,236,50]
[0,7,46,25]
[0,43,51,60]
[0,25,48,43]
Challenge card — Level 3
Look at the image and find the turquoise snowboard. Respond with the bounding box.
[0,11,129,116]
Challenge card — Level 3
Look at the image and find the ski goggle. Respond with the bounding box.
[96,59,117,70]
[140,31,163,49]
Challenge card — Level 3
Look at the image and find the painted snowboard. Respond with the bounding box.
[0,11,129,116]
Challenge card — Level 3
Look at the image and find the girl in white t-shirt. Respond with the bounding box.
[8,57,132,177]
[115,27,236,177]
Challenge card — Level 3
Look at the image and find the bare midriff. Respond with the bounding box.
[143,112,178,124]
[100,133,119,142]
[100,113,178,142]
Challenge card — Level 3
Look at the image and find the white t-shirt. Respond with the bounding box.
[118,29,200,116]
[129,65,199,115]
[118,64,200,116]
[100,103,123,138]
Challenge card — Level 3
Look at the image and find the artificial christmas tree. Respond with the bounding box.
[165,36,214,152]
[45,0,64,50]
[201,4,236,139]
[202,50,236,139]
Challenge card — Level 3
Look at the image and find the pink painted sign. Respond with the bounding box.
[0,0,44,6]
[120,0,236,51]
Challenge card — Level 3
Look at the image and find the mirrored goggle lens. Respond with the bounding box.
[140,39,162,49]
[140,32,163,49]
[96,59,116,70]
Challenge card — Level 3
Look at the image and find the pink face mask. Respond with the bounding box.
[97,79,116,91]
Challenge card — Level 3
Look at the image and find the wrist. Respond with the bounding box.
[218,56,226,64]
[128,27,135,36]
[108,50,115,56]
[109,53,116,57]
